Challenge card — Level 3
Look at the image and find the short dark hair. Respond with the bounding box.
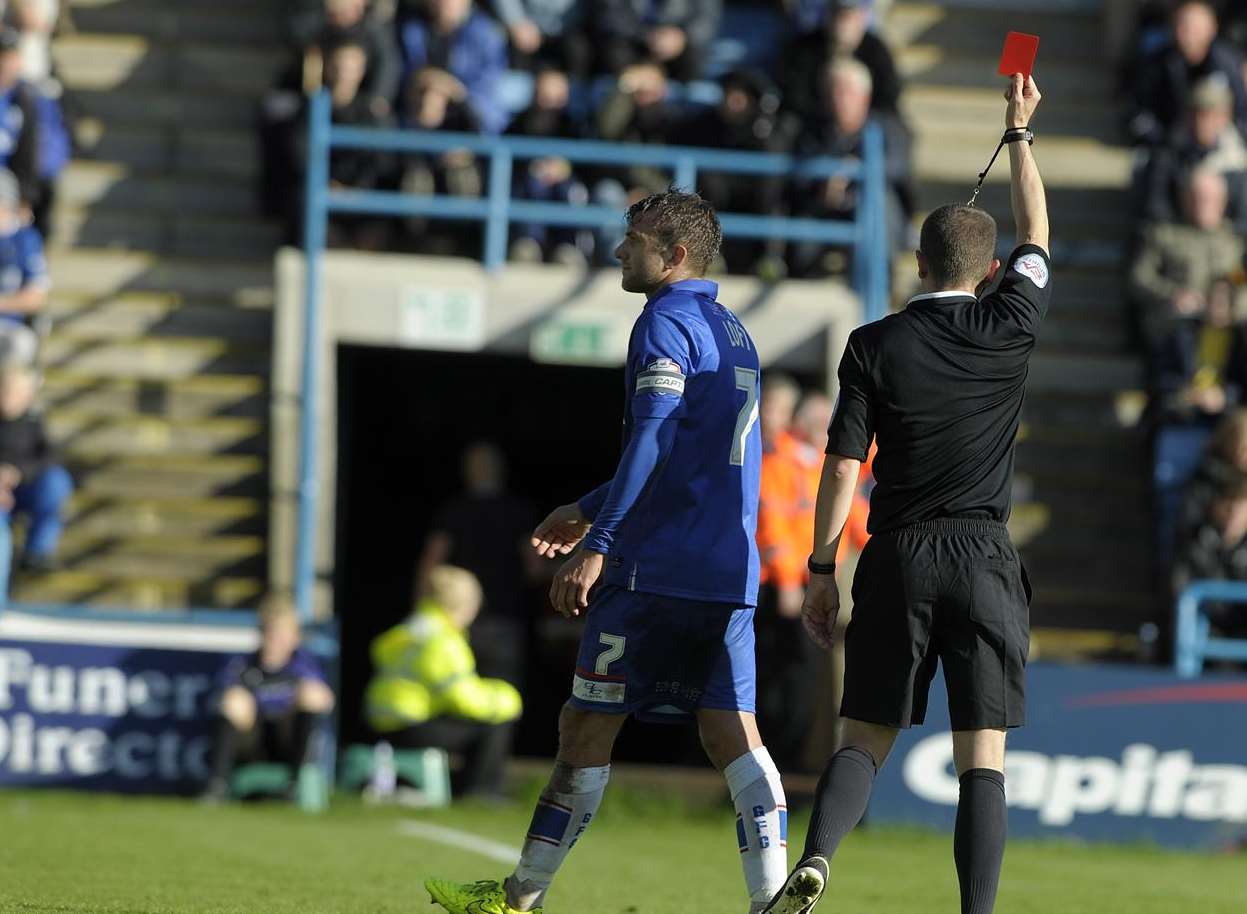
[626,189,722,275]
[919,204,998,287]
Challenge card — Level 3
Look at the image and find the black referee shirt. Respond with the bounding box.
[827,243,1053,534]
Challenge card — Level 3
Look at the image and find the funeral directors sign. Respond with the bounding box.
[870,662,1247,849]
[0,610,258,794]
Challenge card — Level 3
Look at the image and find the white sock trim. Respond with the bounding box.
[724,747,781,800]
[557,763,610,793]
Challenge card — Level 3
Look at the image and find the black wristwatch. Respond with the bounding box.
[807,556,837,576]
[1003,126,1034,145]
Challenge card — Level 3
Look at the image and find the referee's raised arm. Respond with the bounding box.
[1005,74,1048,256]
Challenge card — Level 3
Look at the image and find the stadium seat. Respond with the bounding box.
[230,762,329,813]
[339,743,452,808]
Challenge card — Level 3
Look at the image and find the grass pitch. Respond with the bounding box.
[1,789,1244,913]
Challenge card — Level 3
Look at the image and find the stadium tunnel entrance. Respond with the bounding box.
[335,344,824,765]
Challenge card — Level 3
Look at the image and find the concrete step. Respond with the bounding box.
[912,124,1132,190]
[9,569,264,610]
[60,86,260,131]
[69,454,266,499]
[47,249,273,300]
[1027,590,1157,634]
[41,336,269,380]
[1046,295,1131,330]
[1034,314,1132,353]
[1020,418,1146,453]
[47,296,271,343]
[897,43,1115,98]
[42,373,266,419]
[54,34,287,96]
[66,0,283,45]
[914,184,1132,238]
[59,162,259,217]
[1047,265,1127,307]
[47,412,265,457]
[64,494,265,538]
[50,532,265,578]
[73,119,258,179]
[1012,488,1150,531]
[53,204,283,258]
[1022,543,1151,595]
[1015,437,1147,480]
[1027,351,1143,393]
[1014,465,1147,501]
[1011,500,1150,548]
[1023,391,1143,431]
[886,3,1101,64]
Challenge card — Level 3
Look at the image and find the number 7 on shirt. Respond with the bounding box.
[731,367,760,466]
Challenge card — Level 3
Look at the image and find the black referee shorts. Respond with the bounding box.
[841,518,1031,731]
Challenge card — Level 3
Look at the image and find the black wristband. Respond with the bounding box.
[808,556,837,576]
[1003,127,1034,145]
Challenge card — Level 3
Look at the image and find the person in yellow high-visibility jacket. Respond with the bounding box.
[365,565,522,798]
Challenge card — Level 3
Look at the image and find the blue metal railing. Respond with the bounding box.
[296,88,891,614]
[1174,579,1247,677]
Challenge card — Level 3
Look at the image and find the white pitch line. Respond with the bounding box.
[398,820,523,865]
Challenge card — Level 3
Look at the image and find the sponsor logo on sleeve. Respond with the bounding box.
[1011,252,1050,289]
[635,358,686,396]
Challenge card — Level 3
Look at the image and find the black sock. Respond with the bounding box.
[954,768,1007,914]
[802,746,878,861]
[208,716,243,784]
[290,712,325,768]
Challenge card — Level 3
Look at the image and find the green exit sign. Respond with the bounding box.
[399,287,485,351]
[531,317,625,365]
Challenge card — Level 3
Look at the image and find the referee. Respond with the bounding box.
[764,74,1049,914]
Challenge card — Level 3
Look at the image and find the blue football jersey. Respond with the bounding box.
[599,279,762,606]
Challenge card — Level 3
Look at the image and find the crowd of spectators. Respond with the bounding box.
[1125,1,1247,642]
[260,0,912,276]
[755,372,870,770]
[0,1,71,599]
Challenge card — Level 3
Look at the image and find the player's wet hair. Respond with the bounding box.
[919,204,998,288]
[626,188,722,275]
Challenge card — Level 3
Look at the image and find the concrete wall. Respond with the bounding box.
[270,249,862,616]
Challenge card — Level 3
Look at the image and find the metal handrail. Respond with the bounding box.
[1174,579,1247,677]
[295,88,892,618]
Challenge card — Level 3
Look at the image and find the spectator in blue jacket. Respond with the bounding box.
[0,357,73,573]
[492,0,590,77]
[0,28,40,208]
[597,0,722,82]
[399,0,509,134]
[0,168,47,325]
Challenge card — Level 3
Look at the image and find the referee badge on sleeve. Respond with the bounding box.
[636,358,686,396]
[1011,252,1050,289]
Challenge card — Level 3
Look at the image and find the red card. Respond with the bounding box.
[998,31,1039,78]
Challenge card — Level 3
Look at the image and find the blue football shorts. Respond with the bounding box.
[568,584,757,723]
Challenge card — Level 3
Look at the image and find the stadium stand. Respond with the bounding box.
[18,1,1153,658]
[15,1,285,608]
[883,2,1145,644]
